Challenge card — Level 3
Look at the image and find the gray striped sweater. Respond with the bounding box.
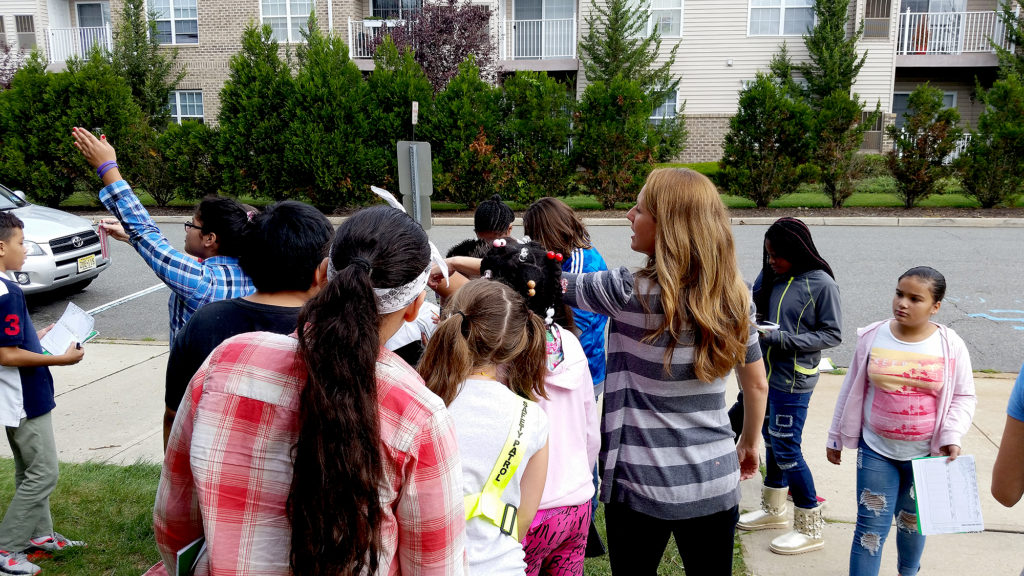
[565,267,760,520]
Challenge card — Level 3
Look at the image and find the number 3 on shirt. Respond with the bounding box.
[4,314,20,336]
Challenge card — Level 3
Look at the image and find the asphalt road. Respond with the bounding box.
[25,220,1024,372]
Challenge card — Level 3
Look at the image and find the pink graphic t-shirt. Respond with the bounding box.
[862,322,945,460]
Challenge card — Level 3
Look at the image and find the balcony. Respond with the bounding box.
[498,18,577,70]
[45,25,112,65]
[896,9,1015,66]
[347,19,412,60]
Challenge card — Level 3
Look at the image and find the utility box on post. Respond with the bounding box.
[397,141,433,230]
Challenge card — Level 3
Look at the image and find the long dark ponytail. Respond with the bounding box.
[289,205,430,576]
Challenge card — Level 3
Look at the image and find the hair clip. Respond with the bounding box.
[493,239,507,248]
[526,280,536,297]
[560,278,568,294]
[519,247,529,262]
[483,269,493,279]
[246,210,256,222]
[555,253,563,262]
[521,235,532,243]
[546,251,555,260]
[544,307,555,326]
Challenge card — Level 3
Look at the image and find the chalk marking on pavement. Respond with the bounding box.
[85,283,167,316]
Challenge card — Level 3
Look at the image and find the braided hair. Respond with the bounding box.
[753,217,834,319]
[481,239,575,331]
[474,195,514,237]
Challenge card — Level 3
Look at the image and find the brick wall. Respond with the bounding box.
[676,113,730,163]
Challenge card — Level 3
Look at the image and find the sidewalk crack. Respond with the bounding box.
[55,349,170,399]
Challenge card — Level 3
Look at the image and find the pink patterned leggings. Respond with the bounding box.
[522,502,591,576]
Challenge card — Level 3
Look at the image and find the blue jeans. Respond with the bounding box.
[762,387,818,509]
[849,440,925,576]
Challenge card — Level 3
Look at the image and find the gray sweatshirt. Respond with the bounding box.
[757,268,842,393]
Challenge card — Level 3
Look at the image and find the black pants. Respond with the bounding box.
[605,502,739,576]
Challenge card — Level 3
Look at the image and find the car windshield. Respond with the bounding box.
[0,184,29,210]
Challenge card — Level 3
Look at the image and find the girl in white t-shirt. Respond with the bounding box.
[419,279,550,576]
[826,266,976,576]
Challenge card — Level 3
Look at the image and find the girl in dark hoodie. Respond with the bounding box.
[737,217,842,556]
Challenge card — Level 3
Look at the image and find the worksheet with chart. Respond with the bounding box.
[911,454,984,535]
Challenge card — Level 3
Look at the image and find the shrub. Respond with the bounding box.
[719,73,812,208]
[0,53,149,207]
[218,24,294,200]
[955,73,1024,208]
[859,154,890,178]
[885,83,962,208]
[573,75,654,208]
[285,19,374,211]
[813,91,879,207]
[420,56,500,206]
[159,121,222,201]
[498,71,574,203]
[434,128,509,207]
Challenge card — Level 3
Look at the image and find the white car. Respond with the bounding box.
[1,183,111,295]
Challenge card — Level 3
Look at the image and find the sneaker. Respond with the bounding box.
[786,489,826,505]
[27,533,85,553]
[0,550,41,575]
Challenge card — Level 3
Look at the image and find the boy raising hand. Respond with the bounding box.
[0,212,85,575]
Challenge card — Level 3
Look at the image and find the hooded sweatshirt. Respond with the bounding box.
[536,324,601,509]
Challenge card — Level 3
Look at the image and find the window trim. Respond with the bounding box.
[629,0,683,39]
[650,88,679,120]
[0,16,6,49]
[259,0,315,44]
[14,15,36,50]
[168,90,205,124]
[891,89,957,128]
[746,0,816,37]
[148,0,198,45]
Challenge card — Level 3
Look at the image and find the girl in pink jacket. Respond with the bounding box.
[481,239,601,576]
[826,266,976,576]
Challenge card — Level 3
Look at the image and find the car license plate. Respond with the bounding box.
[77,254,96,273]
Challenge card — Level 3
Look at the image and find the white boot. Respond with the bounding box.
[769,504,824,555]
[737,486,789,531]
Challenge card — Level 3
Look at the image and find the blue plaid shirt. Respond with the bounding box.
[100,180,255,342]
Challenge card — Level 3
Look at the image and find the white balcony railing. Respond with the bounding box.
[499,18,576,60]
[45,25,113,64]
[897,9,1014,55]
[347,19,412,59]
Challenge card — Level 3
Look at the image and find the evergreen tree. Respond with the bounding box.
[796,0,866,102]
[885,83,962,208]
[769,43,803,98]
[719,73,813,208]
[110,0,185,127]
[995,1,1024,74]
[218,24,295,200]
[955,73,1024,208]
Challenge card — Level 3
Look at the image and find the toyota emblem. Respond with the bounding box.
[71,236,84,248]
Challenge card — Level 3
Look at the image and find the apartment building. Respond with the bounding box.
[5,0,1017,161]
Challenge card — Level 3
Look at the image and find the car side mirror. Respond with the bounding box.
[12,190,27,201]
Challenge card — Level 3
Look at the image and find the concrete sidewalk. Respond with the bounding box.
[2,341,1023,574]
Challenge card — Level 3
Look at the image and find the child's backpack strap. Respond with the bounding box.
[463,399,531,541]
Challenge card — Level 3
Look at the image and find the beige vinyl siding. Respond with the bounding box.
[852,0,897,114]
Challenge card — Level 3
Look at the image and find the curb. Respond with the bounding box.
[77,214,1024,228]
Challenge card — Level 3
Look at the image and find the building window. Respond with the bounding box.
[0,16,6,49]
[169,91,204,123]
[651,90,678,121]
[748,0,814,36]
[628,0,683,38]
[15,15,36,50]
[371,0,422,19]
[864,0,891,38]
[891,90,955,129]
[262,0,313,43]
[150,0,198,44]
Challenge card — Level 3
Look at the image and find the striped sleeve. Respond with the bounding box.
[564,267,635,318]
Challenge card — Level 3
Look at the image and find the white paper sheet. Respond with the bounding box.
[911,454,984,535]
[39,302,95,355]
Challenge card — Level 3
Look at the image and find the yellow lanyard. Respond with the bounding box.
[463,399,530,541]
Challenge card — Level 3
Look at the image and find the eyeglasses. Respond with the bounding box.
[183,220,204,232]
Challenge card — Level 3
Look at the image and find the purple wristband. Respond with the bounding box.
[97,161,118,178]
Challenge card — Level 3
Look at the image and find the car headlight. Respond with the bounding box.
[24,241,44,256]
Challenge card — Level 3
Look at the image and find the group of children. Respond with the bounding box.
[0,126,993,576]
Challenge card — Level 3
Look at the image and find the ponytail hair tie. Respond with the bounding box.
[246,210,256,222]
[349,256,373,274]
[453,311,470,338]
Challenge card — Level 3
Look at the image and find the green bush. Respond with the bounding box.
[719,73,812,208]
[218,24,295,200]
[573,75,654,208]
[859,153,890,178]
[0,52,149,207]
[498,71,574,203]
[813,91,878,207]
[420,56,501,207]
[955,73,1024,208]
[886,83,962,208]
[285,19,374,211]
[159,121,222,201]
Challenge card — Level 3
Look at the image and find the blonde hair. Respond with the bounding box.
[418,280,547,406]
[638,168,751,382]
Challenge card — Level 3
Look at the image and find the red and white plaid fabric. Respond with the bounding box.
[153,331,467,575]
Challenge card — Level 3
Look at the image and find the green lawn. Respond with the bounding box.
[0,459,161,575]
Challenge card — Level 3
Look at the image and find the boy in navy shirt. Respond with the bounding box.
[0,213,85,575]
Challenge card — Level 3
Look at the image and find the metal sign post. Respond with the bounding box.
[397,140,433,230]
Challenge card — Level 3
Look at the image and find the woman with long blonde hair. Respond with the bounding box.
[563,168,769,575]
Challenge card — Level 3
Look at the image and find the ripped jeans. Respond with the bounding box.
[762,387,818,509]
[850,439,925,576]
